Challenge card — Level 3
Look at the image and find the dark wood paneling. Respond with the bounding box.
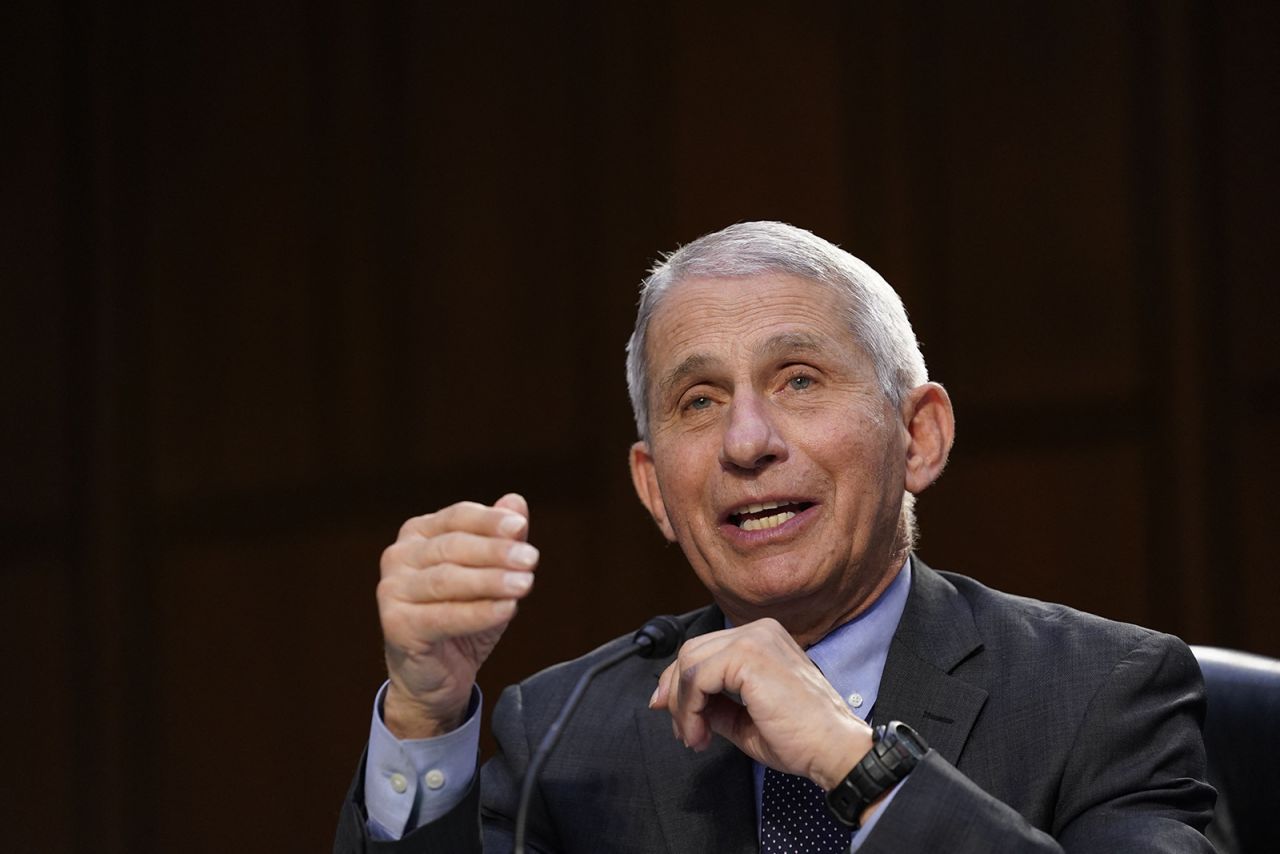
[920,442,1151,629]
[5,558,76,854]
[149,527,383,852]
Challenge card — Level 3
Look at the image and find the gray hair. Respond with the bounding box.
[624,221,928,441]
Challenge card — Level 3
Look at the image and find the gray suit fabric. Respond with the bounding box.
[335,560,1216,852]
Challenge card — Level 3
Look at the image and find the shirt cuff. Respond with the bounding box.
[848,775,906,851]
[363,681,482,840]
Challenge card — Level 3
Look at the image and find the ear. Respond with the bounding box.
[901,383,955,494]
[629,441,677,542]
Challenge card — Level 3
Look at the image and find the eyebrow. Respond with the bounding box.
[654,332,828,400]
[657,353,716,401]
[757,331,825,361]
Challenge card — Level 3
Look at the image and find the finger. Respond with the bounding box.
[383,597,519,643]
[389,565,536,604]
[668,629,736,665]
[663,649,724,749]
[657,631,747,744]
[669,630,792,751]
[701,693,749,746]
[679,620,811,684]
[660,671,749,756]
[493,492,530,534]
[674,655,729,750]
[399,531,539,572]
[650,660,677,710]
[666,631,738,691]
[400,501,529,541]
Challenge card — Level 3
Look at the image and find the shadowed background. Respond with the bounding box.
[3,2,1277,851]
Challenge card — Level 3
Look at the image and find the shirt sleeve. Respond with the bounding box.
[848,777,906,852]
[363,681,482,840]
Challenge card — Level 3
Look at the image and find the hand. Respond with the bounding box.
[649,618,873,790]
[377,493,538,738]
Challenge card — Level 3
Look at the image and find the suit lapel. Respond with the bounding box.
[637,606,759,853]
[874,558,989,766]
[632,568,988,852]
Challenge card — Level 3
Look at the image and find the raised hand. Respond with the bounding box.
[378,493,538,738]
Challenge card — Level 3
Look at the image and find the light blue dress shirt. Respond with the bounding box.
[365,559,913,847]
[365,683,483,838]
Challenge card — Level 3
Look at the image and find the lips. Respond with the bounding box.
[725,499,816,531]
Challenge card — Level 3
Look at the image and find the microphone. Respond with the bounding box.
[630,614,685,658]
[512,615,689,853]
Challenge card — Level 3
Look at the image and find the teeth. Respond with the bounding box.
[740,511,796,531]
[739,500,784,515]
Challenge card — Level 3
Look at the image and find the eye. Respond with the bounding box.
[686,395,712,411]
[787,375,814,391]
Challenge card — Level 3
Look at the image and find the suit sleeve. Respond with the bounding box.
[858,633,1216,853]
[478,682,561,853]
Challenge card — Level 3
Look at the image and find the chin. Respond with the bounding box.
[719,572,827,615]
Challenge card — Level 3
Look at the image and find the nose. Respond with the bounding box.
[719,392,788,472]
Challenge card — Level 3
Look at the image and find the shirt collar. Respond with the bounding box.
[802,555,912,722]
[721,555,913,721]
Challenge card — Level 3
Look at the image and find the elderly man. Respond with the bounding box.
[335,222,1214,852]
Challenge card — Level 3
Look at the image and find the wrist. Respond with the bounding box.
[811,719,874,791]
[858,785,894,828]
[383,681,466,739]
[825,721,928,829]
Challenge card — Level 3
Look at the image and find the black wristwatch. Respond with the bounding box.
[825,720,928,829]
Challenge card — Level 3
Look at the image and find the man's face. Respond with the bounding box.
[630,274,912,632]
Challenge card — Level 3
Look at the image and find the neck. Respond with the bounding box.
[720,549,909,647]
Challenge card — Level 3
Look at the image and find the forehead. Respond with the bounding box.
[645,273,860,372]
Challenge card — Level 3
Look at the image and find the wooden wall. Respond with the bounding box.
[4,2,1276,851]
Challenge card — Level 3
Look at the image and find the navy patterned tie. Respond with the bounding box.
[760,765,852,853]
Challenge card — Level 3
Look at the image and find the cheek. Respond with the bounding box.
[653,461,702,531]
[670,467,704,508]
[822,433,899,501]
[654,436,713,492]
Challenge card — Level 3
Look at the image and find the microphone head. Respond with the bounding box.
[633,615,686,659]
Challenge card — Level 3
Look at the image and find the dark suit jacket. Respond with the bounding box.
[335,560,1216,852]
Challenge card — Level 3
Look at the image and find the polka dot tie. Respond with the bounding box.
[760,765,852,853]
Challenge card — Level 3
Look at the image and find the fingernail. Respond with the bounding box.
[493,599,517,617]
[508,543,539,569]
[648,686,659,708]
[505,572,533,594]
[498,514,527,537]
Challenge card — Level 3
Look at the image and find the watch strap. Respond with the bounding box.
[825,721,926,829]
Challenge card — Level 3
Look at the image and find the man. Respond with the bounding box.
[335,222,1215,852]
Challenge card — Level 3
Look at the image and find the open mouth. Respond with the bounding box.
[726,500,815,532]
